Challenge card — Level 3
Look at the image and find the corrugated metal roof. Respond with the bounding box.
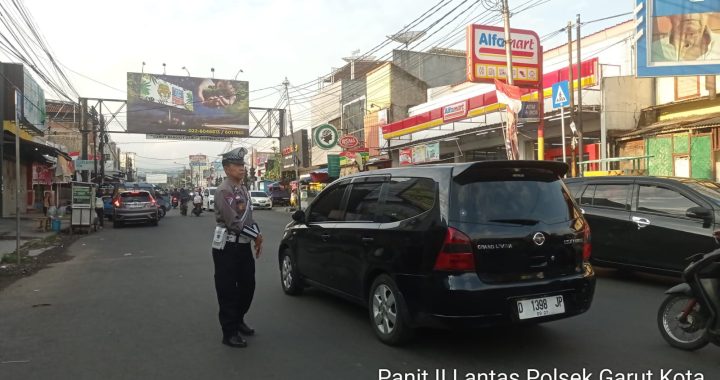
[617,113,720,140]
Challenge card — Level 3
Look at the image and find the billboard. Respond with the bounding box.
[466,25,540,85]
[2,64,46,132]
[636,0,720,77]
[127,73,249,137]
[189,154,207,167]
[280,130,309,170]
[146,173,168,184]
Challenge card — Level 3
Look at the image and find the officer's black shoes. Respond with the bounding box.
[222,335,247,348]
[238,322,255,336]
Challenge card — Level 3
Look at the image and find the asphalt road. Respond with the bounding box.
[0,209,718,380]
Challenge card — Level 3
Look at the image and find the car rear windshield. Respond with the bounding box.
[208,189,216,195]
[120,192,152,202]
[450,167,576,225]
[251,192,268,197]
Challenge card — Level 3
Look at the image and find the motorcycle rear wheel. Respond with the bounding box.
[657,294,710,351]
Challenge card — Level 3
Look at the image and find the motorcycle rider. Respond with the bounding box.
[193,191,203,216]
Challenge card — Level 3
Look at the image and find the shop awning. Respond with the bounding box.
[616,113,720,141]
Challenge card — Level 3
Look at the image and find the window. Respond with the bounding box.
[308,185,347,222]
[579,185,595,205]
[343,182,384,222]
[379,178,436,222]
[591,184,629,210]
[450,170,574,225]
[564,182,584,203]
[638,185,698,217]
[251,191,269,197]
[120,192,152,202]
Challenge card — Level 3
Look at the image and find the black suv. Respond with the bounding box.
[279,161,595,345]
[564,176,720,275]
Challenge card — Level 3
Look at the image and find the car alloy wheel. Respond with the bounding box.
[280,250,303,295]
[372,284,397,335]
[368,274,413,345]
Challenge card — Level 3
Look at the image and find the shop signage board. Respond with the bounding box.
[313,124,339,150]
[518,101,540,122]
[327,154,341,178]
[339,135,359,149]
[466,24,540,85]
[442,101,468,122]
[74,160,94,171]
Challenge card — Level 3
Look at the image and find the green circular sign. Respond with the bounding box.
[313,124,339,150]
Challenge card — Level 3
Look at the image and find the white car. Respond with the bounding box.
[203,187,217,211]
[250,191,273,210]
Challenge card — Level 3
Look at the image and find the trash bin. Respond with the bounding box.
[51,218,62,232]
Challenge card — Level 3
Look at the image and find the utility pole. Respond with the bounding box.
[283,77,301,211]
[576,13,584,176]
[80,98,89,182]
[14,89,21,264]
[0,63,5,217]
[92,106,98,184]
[501,0,514,85]
[567,21,576,177]
[99,111,106,183]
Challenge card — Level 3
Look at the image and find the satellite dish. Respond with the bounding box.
[387,31,427,47]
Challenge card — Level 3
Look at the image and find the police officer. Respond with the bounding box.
[213,147,263,348]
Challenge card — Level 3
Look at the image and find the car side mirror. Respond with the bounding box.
[292,210,306,223]
[686,206,712,220]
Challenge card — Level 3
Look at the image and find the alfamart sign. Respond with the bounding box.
[466,25,540,85]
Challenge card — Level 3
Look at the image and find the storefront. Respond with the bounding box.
[381,58,601,167]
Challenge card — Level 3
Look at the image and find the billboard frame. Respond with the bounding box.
[635,0,720,77]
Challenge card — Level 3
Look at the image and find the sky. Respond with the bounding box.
[15,0,633,173]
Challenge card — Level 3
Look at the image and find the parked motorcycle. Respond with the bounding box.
[658,233,720,351]
[192,203,203,216]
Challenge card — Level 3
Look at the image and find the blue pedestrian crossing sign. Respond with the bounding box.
[552,81,570,109]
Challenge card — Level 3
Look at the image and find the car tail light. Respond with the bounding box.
[434,227,475,272]
[113,198,121,207]
[582,223,592,262]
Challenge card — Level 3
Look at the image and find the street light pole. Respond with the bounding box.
[234,69,244,80]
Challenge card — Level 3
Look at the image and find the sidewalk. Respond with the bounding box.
[0,213,71,257]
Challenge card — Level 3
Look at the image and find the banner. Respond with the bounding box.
[127,73,249,137]
[280,130,309,169]
[32,163,53,185]
[399,148,413,166]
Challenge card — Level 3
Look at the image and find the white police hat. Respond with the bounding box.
[221,147,247,165]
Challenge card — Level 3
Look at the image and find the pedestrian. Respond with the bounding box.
[95,189,104,228]
[212,147,263,348]
[43,191,51,216]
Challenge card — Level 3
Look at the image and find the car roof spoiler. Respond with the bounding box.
[453,160,569,179]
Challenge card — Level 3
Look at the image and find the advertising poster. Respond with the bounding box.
[426,142,440,162]
[32,163,53,185]
[280,130,310,169]
[636,0,720,77]
[399,148,413,166]
[412,145,428,164]
[127,73,249,137]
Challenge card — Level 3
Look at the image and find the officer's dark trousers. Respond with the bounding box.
[212,242,255,338]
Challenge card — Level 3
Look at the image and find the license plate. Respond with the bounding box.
[516,295,565,320]
[127,203,142,208]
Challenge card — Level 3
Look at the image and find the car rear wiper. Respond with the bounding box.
[488,219,540,225]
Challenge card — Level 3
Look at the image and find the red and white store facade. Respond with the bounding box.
[380,21,637,168]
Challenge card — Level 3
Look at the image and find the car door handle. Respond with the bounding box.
[361,237,374,243]
[632,216,651,229]
[321,233,331,242]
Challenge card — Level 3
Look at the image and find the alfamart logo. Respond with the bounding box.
[443,101,468,121]
[477,32,536,57]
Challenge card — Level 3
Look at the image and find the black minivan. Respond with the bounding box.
[278,161,595,345]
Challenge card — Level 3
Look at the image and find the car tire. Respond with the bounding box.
[368,274,414,346]
[279,249,303,295]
